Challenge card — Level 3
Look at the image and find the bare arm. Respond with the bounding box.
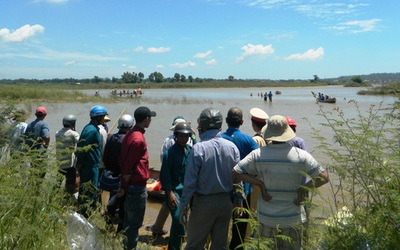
[232,170,272,201]
[294,171,329,205]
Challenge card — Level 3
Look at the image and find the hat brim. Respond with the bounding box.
[264,127,296,142]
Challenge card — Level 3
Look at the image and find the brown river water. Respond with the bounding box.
[19,86,398,240]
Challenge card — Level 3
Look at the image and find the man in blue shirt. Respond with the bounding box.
[221,107,259,250]
[179,108,240,250]
[24,106,50,179]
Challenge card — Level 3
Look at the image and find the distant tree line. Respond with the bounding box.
[0,72,398,85]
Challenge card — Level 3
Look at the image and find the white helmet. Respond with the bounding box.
[118,114,134,129]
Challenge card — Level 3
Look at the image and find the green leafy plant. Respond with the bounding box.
[310,100,400,249]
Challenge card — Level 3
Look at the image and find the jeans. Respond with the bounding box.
[124,186,147,250]
[165,191,185,250]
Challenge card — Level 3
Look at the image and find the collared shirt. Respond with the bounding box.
[160,143,191,192]
[160,135,194,163]
[180,129,240,209]
[24,119,50,150]
[119,125,149,187]
[76,121,102,168]
[221,127,259,159]
[287,136,309,152]
[233,143,325,228]
[252,133,266,147]
[55,127,79,169]
[222,127,259,195]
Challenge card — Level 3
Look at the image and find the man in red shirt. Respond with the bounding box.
[119,106,156,250]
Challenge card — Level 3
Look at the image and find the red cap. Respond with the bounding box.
[286,116,297,127]
[35,106,47,115]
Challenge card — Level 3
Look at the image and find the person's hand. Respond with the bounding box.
[179,206,188,229]
[261,188,272,202]
[294,188,306,206]
[167,191,178,210]
[75,164,82,177]
[117,187,125,197]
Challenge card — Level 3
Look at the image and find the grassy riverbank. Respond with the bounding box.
[0,81,325,103]
[2,80,398,103]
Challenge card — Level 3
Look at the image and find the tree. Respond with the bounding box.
[138,72,144,83]
[180,74,186,82]
[314,75,320,82]
[174,73,181,82]
[154,72,164,83]
[148,73,155,82]
[92,76,101,84]
[188,75,193,82]
[351,76,363,84]
[228,75,234,81]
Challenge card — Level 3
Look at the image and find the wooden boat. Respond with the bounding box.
[146,178,164,199]
[316,97,336,103]
[311,91,336,104]
[146,168,164,199]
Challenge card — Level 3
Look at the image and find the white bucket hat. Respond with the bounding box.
[170,117,187,131]
[263,115,296,142]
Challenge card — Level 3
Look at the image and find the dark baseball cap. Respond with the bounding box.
[134,106,156,122]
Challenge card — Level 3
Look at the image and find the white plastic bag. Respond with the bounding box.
[66,210,104,250]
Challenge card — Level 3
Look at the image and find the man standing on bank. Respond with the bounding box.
[232,115,329,249]
[119,106,156,250]
[179,108,240,250]
[160,122,192,250]
[76,105,107,218]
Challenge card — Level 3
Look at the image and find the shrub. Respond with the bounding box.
[310,100,400,249]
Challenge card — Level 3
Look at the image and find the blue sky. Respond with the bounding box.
[1,0,399,80]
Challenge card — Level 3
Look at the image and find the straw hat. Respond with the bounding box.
[263,115,296,142]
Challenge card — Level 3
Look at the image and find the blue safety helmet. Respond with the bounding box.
[90,105,108,118]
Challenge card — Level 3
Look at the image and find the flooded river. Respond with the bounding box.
[19,85,398,233]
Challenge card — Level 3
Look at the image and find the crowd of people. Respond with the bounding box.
[3,104,329,250]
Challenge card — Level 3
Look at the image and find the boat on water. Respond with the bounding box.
[316,97,336,103]
[146,178,164,199]
[311,91,336,104]
[146,168,164,199]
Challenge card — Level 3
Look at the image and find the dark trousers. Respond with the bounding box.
[229,194,251,250]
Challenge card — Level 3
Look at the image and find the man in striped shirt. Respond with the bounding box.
[232,115,329,250]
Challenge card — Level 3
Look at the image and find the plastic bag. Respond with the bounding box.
[66,210,104,250]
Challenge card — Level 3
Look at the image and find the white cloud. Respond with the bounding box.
[32,0,68,3]
[64,61,76,66]
[330,19,381,33]
[147,47,171,53]
[128,65,137,70]
[285,47,324,61]
[237,43,274,62]
[0,24,44,42]
[194,50,213,58]
[171,61,196,68]
[156,64,164,68]
[205,59,217,65]
[134,46,144,52]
